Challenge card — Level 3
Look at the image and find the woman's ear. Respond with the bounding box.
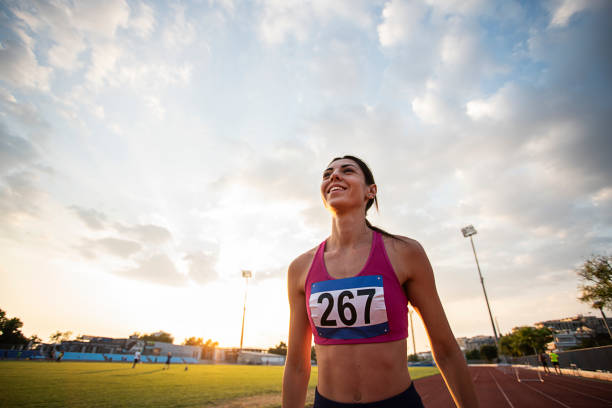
[368,184,377,199]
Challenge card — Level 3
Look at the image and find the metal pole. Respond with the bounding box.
[240,276,249,350]
[409,308,417,356]
[469,235,499,347]
[598,307,612,340]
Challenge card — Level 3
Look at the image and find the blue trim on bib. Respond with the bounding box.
[311,275,383,294]
[315,321,390,340]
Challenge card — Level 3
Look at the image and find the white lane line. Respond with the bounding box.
[520,382,572,408]
[488,371,515,408]
[544,381,612,404]
[548,375,612,393]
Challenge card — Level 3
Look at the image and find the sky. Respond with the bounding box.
[1,0,611,352]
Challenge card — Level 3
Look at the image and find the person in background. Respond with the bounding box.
[539,352,550,374]
[550,350,561,375]
[132,350,141,368]
[164,352,172,370]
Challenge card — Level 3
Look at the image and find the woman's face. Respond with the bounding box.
[320,158,376,212]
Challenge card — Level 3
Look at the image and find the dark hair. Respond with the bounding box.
[329,155,394,238]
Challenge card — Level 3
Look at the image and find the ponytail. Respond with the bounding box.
[365,218,396,239]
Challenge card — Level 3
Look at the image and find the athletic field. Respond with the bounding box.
[0,361,439,407]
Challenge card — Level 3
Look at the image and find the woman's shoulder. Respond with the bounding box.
[287,244,321,292]
[381,233,431,279]
[288,245,319,275]
[382,233,425,255]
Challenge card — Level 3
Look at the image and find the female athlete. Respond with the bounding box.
[282,155,479,407]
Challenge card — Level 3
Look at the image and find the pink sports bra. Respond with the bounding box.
[305,230,409,345]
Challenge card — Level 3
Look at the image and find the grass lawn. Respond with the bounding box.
[0,361,439,407]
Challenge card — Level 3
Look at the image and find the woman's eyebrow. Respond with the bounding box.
[324,163,357,174]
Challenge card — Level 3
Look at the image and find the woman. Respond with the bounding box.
[282,156,479,407]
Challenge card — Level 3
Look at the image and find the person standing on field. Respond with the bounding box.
[132,350,141,368]
[282,155,479,407]
[165,352,172,370]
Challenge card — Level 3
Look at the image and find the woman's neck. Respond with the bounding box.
[328,211,372,250]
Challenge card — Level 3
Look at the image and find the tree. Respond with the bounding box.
[0,309,28,345]
[499,326,553,357]
[577,255,612,310]
[28,335,42,346]
[311,345,317,363]
[465,349,481,360]
[408,353,420,362]
[182,337,217,359]
[201,339,218,360]
[480,345,498,362]
[49,331,73,343]
[268,341,287,356]
[183,337,204,346]
[139,331,174,344]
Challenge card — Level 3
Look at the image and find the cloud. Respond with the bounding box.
[0,26,51,90]
[377,0,425,47]
[11,0,129,73]
[162,4,196,48]
[70,206,107,230]
[548,0,590,28]
[0,123,47,228]
[258,0,373,45]
[89,237,142,258]
[0,170,43,222]
[116,224,172,245]
[128,1,156,38]
[184,251,218,284]
[85,43,122,88]
[0,126,38,175]
[116,253,187,286]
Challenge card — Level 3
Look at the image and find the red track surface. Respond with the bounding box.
[413,366,612,407]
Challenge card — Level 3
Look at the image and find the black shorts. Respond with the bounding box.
[314,382,425,408]
[552,362,559,366]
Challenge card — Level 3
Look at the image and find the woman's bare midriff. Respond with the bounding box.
[315,338,412,403]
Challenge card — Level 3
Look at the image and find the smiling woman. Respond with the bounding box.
[282,156,479,408]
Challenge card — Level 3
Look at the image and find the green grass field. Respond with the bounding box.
[0,361,439,407]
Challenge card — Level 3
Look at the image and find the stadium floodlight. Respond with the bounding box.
[461,225,499,348]
[240,270,252,350]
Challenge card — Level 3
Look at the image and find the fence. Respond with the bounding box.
[510,345,612,372]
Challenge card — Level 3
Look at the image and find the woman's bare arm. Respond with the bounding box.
[282,253,314,408]
[402,240,479,408]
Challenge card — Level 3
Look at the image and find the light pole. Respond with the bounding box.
[461,225,499,348]
[409,307,417,357]
[240,270,252,350]
[593,301,612,340]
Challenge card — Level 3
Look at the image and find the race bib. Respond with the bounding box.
[309,275,389,340]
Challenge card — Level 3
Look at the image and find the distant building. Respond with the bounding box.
[550,329,593,351]
[54,335,201,360]
[237,350,285,365]
[535,314,612,335]
[417,351,433,361]
[456,335,495,351]
[535,314,611,351]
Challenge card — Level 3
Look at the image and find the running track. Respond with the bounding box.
[413,366,612,407]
